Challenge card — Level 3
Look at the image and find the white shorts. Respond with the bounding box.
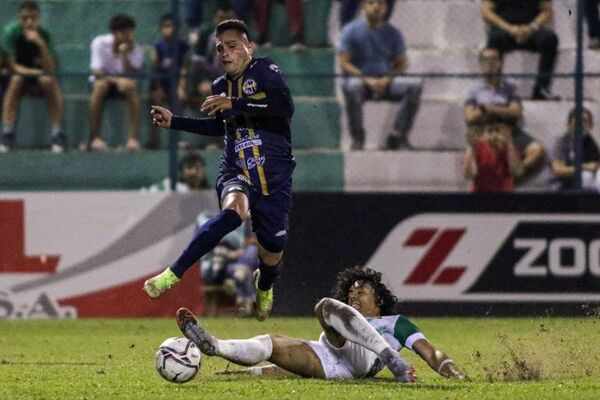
[307,332,381,380]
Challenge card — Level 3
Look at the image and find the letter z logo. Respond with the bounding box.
[402,228,467,285]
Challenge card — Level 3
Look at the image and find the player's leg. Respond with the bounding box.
[250,187,292,320]
[38,75,65,152]
[114,77,140,150]
[143,176,250,298]
[314,298,415,382]
[0,74,25,152]
[89,79,111,150]
[176,307,325,377]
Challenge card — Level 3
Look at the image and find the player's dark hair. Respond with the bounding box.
[215,19,250,40]
[331,266,398,315]
[159,13,175,26]
[568,106,593,126]
[19,1,39,12]
[109,14,136,32]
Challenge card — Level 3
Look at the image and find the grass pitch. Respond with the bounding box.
[1,316,599,399]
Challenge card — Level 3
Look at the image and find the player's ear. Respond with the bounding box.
[247,40,256,55]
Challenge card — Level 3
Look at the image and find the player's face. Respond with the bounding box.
[347,280,380,317]
[181,162,205,190]
[19,9,40,31]
[216,30,254,78]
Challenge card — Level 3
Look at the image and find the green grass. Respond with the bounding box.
[1,317,600,399]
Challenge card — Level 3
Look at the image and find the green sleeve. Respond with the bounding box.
[393,315,421,347]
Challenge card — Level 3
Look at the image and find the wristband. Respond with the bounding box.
[437,358,454,373]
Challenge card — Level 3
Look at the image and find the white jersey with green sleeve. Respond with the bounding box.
[367,314,426,352]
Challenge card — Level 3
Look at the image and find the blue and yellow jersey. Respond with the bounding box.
[170,57,295,196]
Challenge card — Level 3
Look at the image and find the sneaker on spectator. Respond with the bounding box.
[126,137,141,151]
[589,37,600,50]
[51,133,67,153]
[384,134,414,150]
[89,137,108,152]
[532,87,561,101]
[290,41,306,52]
[0,132,15,153]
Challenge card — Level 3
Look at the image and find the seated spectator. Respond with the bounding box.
[88,14,145,151]
[252,0,305,50]
[463,118,523,193]
[147,14,190,150]
[338,0,422,150]
[143,151,209,192]
[0,0,65,153]
[0,48,8,111]
[337,0,394,27]
[185,2,236,111]
[550,107,600,191]
[586,0,600,49]
[464,47,545,182]
[198,212,258,317]
[481,0,559,100]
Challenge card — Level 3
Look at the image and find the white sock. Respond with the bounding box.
[319,298,410,379]
[51,124,61,136]
[320,297,392,355]
[215,334,273,366]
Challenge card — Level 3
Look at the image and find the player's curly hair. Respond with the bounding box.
[331,266,398,315]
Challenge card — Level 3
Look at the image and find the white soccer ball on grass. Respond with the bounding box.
[155,337,201,383]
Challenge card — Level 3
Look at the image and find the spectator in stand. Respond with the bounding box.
[146,14,190,150]
[464,47,545,182]
[586,0,600,49]
[481,0,559,100]
[185,2,237,111]
[337,0,395,27]
[186,0,251,45]
[338,0,422,150]
[463,118,523,193]
[550,107,600,191]
[88,14,145,151]
[0,47,9,114]
[144,151,209,193]
[198,212,259,317]
[0,0,66,153]
[252,0,305,50]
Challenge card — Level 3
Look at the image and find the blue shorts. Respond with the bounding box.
[217,173,292,253]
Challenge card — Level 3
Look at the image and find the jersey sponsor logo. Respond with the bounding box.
[368,213,600,302]
[246,103,268,108]
[275,230,287,237]
[242,79,258,96]
[234,136,262,152]
[235,155,266,170]
[236,174,253,186]
[269,64,280,73]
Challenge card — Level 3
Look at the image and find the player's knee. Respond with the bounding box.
[92,81,110,97]
[257,249,282,266]
[7,75,24,90]
[314,297,334,316]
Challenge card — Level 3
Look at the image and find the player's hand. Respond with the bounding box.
[24,29,44,46]
[150,105,173,128]
[399,365,417,383]
[201,95,232,116]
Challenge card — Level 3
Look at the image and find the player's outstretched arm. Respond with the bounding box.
[412,339,466,379]
[150,105,225,137]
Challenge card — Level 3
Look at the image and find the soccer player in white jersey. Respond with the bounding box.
[176,266,465,381]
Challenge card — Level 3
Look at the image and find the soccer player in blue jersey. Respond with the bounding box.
[176,266,466,381]
[144,19,295,322]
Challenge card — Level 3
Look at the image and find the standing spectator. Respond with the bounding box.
[88,14,145,151]
[481,0,559,100]
[550,107,600,191]
[252,0,305,50]
[463,119,523,193]
[1,1,65,153]
[586,0,600,49]
[338,0,422,150]
[147,14,190,150]
[464,47,545,181]
[337,0,395,27]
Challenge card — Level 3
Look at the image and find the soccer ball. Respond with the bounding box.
[155,337,201,383]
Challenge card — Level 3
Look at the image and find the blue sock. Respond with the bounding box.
[257,259,282,291]
[170,209,242,278]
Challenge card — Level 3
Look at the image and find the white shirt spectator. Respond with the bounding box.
[90,33,144,76]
